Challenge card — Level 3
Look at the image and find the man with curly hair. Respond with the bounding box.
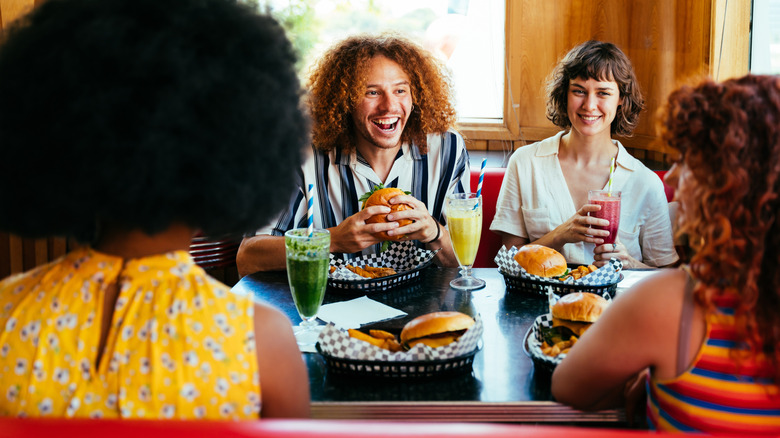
[238,34,471,275]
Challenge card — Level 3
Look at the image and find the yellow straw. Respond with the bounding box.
[607,157,616,195]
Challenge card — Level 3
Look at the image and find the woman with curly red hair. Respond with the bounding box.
[239,34,471,274]
[552,74,780,433]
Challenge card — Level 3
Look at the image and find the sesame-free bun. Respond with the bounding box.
[551,292,608,336]
[363,187,413,241]
[400,311,475,349]
[513,244,567,277]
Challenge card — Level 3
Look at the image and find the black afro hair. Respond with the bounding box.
[0,0,308,242]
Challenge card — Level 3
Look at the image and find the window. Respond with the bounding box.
[750,0,780,74]
[251,0,506,123]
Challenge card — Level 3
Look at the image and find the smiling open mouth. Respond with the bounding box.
[373,117,399,131]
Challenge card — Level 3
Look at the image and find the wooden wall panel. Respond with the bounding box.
[0,0,34,30]
[498,0,750,158]
[0,0,755,278]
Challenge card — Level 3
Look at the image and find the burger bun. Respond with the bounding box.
[551,292,609,336]
[400,311,475,349]
[513,244,567,277]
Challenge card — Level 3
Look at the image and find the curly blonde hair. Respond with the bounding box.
[660,75,780,382]
[306,33,457,154]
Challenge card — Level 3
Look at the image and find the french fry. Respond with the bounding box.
[362,266,397,277]
[345,264,397,279]
[369,329,396,340]
[541,335,579,357]
[566,264,599,280]
[348,329,403,352]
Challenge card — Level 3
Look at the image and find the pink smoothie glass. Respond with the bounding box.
[588,190,621,244]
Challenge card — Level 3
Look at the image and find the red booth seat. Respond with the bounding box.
[469,167,674,268]
[470,167,505,268]
[0,417,744,438]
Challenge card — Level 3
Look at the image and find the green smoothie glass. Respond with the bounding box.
[284,228,330,348]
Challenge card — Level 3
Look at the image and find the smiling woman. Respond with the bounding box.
[490,40,678,270]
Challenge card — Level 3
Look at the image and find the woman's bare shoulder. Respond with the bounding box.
[610,268,689,343]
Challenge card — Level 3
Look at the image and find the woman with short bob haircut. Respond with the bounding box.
[490,40,677,268]
[552,74,780,434]
[546,40,644,137]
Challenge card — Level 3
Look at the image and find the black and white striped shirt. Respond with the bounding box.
[258,130,471,260]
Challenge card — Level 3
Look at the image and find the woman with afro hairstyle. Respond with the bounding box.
[490,40,677,268]
[553,75,780,433]
[0,0,310,419]
[238,33,471,275]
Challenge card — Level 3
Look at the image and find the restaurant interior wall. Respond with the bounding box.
[0,0,752,279]
[463,0,752,170]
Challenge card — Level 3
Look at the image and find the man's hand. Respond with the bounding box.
[328,205,398,253]
[384,194,439,243]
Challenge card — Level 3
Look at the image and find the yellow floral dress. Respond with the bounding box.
[0,247,260,419]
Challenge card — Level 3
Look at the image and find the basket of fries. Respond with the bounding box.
[328,241,438,294]
[524,290,610,373]
[523,314,569,373]
[315,315,483,380]
[316,344,478,380]
[495,246,623,297]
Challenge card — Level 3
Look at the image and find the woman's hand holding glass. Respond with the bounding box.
[549,204,611,247]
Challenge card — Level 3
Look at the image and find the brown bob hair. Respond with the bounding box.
[306,33,457,154]
[660,74,780,382]
[546,40,644,136]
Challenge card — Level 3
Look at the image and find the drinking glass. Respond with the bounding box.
[445,193,486,291]
[284,228,330,347]
[587,190,622,245]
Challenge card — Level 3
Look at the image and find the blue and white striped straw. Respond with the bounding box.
[306,183,314,237]
[476,158,487,199]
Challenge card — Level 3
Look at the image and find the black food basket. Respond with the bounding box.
[502,264,622,298]
[328,258,434,294]
[316,343,478,380]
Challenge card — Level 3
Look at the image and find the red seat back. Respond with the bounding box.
[654,170,675,202]
[470,167,505,268]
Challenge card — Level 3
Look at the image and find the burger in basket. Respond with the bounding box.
[540,292,609,358]
[347,311,475,351]
[359,185,413,241]
[513,244,567,277]
[400,311,475,349]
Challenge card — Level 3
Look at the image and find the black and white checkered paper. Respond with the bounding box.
[329,241,438,281]
[316,315,483,362]
[526,314,563,369]
[494,245,623,286]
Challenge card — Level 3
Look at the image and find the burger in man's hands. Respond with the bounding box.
[359,185,413,241]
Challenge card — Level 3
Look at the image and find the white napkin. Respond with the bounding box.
[317,296,407,329]
[616,270,658,293]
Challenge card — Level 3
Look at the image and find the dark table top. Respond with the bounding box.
[232,266,625,424]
